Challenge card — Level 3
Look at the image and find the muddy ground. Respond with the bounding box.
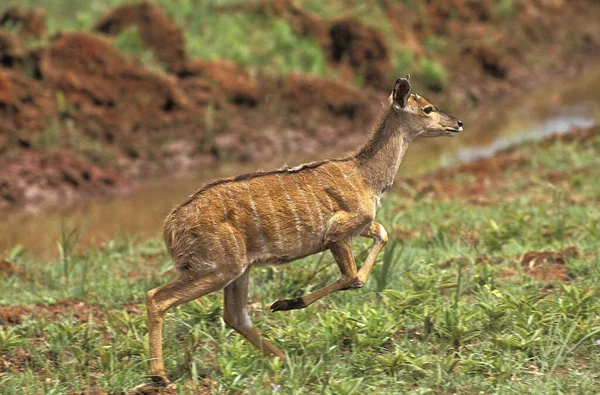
[0,0,599,209]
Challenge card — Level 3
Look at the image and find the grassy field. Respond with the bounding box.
[1,129,599,393]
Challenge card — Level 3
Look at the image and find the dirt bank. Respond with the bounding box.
[0,1,598,210]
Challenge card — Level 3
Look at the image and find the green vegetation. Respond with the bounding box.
[185,7,327,76]
[32,122,61,148]
[12,0,328,76]
[392,50,415,80]
[418,58,448,92]
[7,0,459,84]
[493,0,518,17]
[113,26,162,70]
[1,133,599,393]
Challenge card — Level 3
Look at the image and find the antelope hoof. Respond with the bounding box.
[270,298,306,312]
[350,278,364,289]
[150,374,171,388]
[341,278,364,290]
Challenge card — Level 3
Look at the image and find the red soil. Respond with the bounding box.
[0,298,143,326]
[520,247,580,282]
[0,149,128,209]
[221,0,392,88]
[93,0,186,73]
[0,259,30,281]
[0,5,46,39]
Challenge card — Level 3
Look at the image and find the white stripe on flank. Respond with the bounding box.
[225,222,241,256]
[245,183,269,254]
[278,177,303,251]
[332,162,358,191]
[219,194,241,255]
[210,214,225,253]
[265,196,284,252]
[319,167,338,211]
[306,184,325,227]
[297,182,317,236]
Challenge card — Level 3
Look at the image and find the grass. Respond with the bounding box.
[6,0,456,85]
[9,0,328,77]
[113,26,164,71]
[418,58,448,92]
[1,132,599,393]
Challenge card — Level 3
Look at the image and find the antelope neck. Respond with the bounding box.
[354,109,419,196]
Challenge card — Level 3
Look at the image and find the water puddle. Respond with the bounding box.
[447,103,597,164]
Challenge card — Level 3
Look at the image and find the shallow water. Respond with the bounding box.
[2,69,599,256]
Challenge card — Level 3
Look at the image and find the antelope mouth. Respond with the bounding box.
[445,127,463,136]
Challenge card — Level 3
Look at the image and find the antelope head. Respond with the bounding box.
[389,75,464,137]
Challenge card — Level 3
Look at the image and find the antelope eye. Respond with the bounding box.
[423,106,434,114]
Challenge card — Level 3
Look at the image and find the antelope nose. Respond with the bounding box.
[457,120,463,128]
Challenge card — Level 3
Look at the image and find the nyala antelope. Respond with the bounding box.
[147,76,463,385]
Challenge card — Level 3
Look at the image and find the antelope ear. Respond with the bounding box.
[392,77,411,109]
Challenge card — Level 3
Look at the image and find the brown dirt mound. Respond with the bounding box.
[183,59,261,106]
[93,0,186,73]
[328,18,391,88]
[0,30,27,68]
[220,1,391,88]
[0,305,29,325]
[427,0,493,32]
[0,5,47,39]
[0,67,13,104]
[0,68,57,138]
[282,73,370,119]
[40,32,190,124]
[0,150,128,209]
[520,247,580,282]
[463,44,509,79]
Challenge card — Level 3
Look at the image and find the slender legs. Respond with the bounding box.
[270,221,388,312]
[223,267,285,359]
[355,222,389,286]
[146,271,241,385]
[271,240,358,311]
[146,221,389,385]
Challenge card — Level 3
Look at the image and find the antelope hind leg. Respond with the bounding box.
[146,269,242,386]
[224,267,286,359]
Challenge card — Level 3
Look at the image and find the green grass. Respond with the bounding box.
[6,0,458,84]
[9,0,328,76]
[418,57,448,92]
[113,26,162,70]
[1,133,599,393]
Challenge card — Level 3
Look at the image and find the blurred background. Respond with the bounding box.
[0,0,599,255]
[1,2,600,393]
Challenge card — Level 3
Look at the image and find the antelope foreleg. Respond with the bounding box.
[271,240,356,312]
[354,222,388,286]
